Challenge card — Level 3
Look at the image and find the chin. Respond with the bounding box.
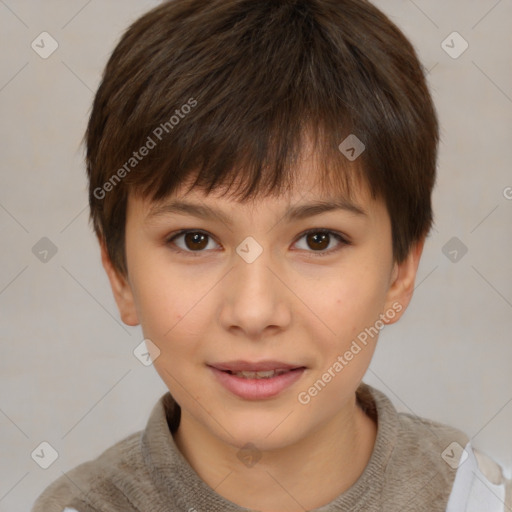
[210,408,307,451]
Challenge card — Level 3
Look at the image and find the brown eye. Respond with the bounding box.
[306,232,330,251]
[168,230,219,253]
[295,229,348,256]
[183,232,208,250]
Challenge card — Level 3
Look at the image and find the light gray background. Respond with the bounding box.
[0,1,511,510]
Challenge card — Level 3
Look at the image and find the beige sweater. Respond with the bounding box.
[32,383,510,511]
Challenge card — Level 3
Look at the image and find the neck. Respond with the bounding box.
[174,395,377,512]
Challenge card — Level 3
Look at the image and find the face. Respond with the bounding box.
[102,157,423,453]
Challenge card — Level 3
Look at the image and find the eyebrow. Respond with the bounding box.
[147,198,367,226]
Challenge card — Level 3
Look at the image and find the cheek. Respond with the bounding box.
[311,263,389,340]
[127,246,199,334]
[294,266,388,409]
[130,264,218,376]
[135,280,204,342]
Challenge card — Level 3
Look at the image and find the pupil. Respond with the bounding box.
[309,232,328,250]
[186,232,207,250]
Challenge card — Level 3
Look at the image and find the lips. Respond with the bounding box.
[225,369,290,379]
[210,360,303,372]
[208,360,306,399]
[209,360,305,378]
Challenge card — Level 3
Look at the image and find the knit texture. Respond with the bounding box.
[32,383,471,512]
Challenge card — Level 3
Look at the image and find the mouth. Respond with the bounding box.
[221,368,297,379]
[208,361,307,399]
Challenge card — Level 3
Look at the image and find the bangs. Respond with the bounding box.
[128,121,363,206]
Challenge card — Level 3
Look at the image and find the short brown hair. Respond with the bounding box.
[86,0,438,275]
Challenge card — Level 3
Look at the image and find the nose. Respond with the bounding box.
[218,244,291,341]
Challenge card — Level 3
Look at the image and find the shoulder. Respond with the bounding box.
[31,430,143,512]
[393,409,510,511]
[446,442,511,512]
[396,409,470,456]
[374,407,469,509]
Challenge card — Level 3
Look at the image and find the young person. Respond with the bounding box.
[33,1,510,510]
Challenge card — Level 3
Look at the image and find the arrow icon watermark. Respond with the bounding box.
[442,237,468,263]
[338,134,366,161]
[32,237,58,263]
[31,31,59,59]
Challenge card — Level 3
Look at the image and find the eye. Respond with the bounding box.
[294,229,349,256]
[167,229,349,256]
[167,230,220,254]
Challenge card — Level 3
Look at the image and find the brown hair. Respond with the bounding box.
[86,0,438,275]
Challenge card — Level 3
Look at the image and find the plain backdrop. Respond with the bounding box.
[0,1,511,510]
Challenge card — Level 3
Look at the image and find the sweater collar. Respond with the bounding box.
[141,382,399,511]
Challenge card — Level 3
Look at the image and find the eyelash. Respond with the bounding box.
[165,228,350,258]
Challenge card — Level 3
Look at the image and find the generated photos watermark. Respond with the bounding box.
[93,97,198,200]
[297,301,403,405]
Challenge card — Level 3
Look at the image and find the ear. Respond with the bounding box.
[382,237,425,325]
[99,239,140,326]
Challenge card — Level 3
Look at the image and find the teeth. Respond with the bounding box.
[231,369,288,379]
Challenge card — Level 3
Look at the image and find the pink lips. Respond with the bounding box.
[208,360,306,400]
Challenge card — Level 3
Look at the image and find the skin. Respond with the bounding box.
[101,154,424,511]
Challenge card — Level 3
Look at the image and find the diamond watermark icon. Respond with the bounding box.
[441,441,468,469]
[133,338,161,366]
[338,134,365,162]
[441,32,468,59]
[442,237,468,263]
[31,441,59,469]
[31,32,59,59]
[504,187,512,200]
[237,442,262,468]
[236,236,263,264]
[32,237,58,263]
